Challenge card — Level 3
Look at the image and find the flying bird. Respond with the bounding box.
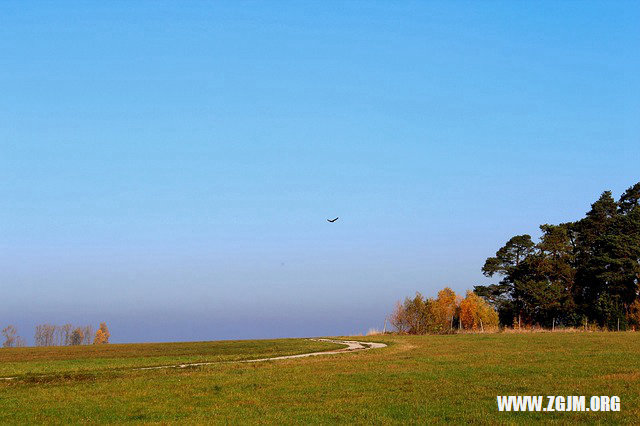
[327,217,339,223]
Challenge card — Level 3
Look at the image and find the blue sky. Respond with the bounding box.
[1,1,639,343]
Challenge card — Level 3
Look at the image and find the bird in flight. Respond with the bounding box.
[327,217,339,223]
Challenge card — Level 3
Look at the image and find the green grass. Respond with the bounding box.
[1,333,639,424]
[0,339,343,376]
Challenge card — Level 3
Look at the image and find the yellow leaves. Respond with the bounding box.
[431,287,458,331]
[93,323,110,344]
[391,288,500,334]
[459,290,498,330]
[93,330,107,344]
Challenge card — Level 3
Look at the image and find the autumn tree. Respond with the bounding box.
[389,294,433,334]
[459,291,499,331]
[93,322,110,344]
[431,288,459,333]
[390,288,499,334]
[459,291,479,330]
[405,293,433,334]
[70,328,84,345]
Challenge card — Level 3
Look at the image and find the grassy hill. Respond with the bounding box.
[1,333,639,423]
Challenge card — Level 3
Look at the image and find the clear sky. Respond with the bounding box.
[1,1,639,344]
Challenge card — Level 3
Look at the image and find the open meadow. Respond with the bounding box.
[1,332,638,423]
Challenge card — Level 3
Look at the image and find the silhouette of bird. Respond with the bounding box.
[327,217,339,223]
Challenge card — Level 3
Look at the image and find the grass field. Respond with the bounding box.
[1,333,639,423]
[0,339,343,376]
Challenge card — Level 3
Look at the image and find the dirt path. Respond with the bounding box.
[0,339,387,380]
[137,338,387,371]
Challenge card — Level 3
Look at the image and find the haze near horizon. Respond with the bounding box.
[1,1,639,343]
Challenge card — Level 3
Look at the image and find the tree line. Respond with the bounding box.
[34,324,94,346]
[1,323,110,348]
[475,182,640,330]
[391,182,640,333]
[390,287,499,334]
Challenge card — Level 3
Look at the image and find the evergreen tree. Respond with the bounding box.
[476,183,640,328]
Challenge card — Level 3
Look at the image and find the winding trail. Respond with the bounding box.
[0,339,387,380]
[137,338,387,370]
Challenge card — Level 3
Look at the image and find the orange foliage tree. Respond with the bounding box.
[431,287,459,332]
[93,322,110,344]
[390,287,500,334]
[459,290,499,331]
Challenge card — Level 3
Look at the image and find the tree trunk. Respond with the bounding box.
[518,314,521,329]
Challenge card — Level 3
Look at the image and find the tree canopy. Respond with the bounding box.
[475,182,640,329]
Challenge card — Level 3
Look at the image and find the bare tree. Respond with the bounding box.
[2,325,23,348]
[34,324,56,347]
[34,325,45,346]
[58,324,73,346]
[81,325,94,345]
[389,301,409,333]
[35,323,97,346]
[45,324,56,346]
